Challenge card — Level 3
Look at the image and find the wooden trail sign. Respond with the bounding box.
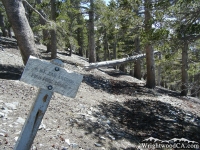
[14,56,83,150]
[20,56,83,98]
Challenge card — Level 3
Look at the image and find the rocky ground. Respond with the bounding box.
[0,44,200,150]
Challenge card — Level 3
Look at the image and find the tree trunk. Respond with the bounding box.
[157,53,161,86]
[160,80,165,87]
[43,30,51,53]
[145,44,156,88]
[113,37,117,69]
[69,44,73,56]
[0,11,7,37]
[119,64,126,72]
[130,69,134,77]
[77,2,84,57]
[197,88,200,99]
[77,24,84,56]
[191,88,196,97]
[84,51,160,70]
[113,39,117,60]
[69,32,73,56]
[50,29,57,58]
[103,29,108,61]
[36,0,51,53]
[144,0,156,88]
[134,37,141,79]
[96,38,100,62]
[88,0,96,63]
[86,49,89,58]
[23,0,32,23]
[8,26,12,38]
[191,73,200,97]
[50,0,57,59]
[190,73,195,97]
[180,40,188,96]
[2,0,38,65]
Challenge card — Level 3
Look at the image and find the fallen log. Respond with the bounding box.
[84,51,160,70]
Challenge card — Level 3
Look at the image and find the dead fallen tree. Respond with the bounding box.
[84,51,160,70]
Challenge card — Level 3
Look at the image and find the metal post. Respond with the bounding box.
[14,89,53,150]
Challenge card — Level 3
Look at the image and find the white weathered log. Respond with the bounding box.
[84,51,160,70]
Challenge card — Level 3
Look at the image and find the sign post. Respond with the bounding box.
[14,56,83,150]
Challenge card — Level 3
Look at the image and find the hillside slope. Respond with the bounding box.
[0,46,200,149]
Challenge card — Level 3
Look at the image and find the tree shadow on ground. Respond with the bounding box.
[98,68,128,77]
[77,98,200,149]
[57,51,71,56]
[83,74,182,98]
[0,64,23,80]
[40,56,52,60]
[156,86,181,97]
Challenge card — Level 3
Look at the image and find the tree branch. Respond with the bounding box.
[22,0,49,23]
[181,34,200,42]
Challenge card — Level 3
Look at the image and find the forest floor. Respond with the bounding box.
[0,43,200,150]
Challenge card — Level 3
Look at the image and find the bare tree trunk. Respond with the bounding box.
[50,0,57,59]
[113,40,117,60]
[86,49,89,58]
[88,0,96,63]
[144,0,156,88]
[2,0,38,65]
[50,29,57,58]
[130,69,134,77]
[145,44,156,88]
[69,31,73,56]
[103,29,108,61]
[44,30,51,53]
[36,0,51,53]
[96,39,100,61]
[23,0,32,23]
[191,74,199,97]
[8,27,12,38]
[180,40,188,96]
[189,72,194,96]
[134,37,141,79]
[197,88,200,99]
[157,53,161,86]
[113,37,117,69]
[76,2,84,57]
[191,89,196,97]
[77,23,84,56]
[119,64,126,72]
[0,11,7,37]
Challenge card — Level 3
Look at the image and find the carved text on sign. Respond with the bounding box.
[20,56,83,98]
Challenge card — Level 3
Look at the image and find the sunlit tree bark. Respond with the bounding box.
[2,0,38,65]
[144,0,156,88]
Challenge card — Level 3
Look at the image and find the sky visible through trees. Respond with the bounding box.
[104,0,110,5]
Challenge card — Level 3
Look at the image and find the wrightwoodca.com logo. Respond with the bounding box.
[138,137,199,149]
